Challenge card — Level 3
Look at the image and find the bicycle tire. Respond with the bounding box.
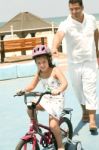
[59,117,73,149]
[15,139,40,150]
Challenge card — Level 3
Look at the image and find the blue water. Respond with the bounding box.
[46,13,99,25]
[0,70,99,150]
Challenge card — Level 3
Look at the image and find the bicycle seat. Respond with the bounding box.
[63,108,73,114]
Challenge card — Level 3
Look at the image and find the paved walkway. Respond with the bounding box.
[0,75,99,150]
[0,55,99,150]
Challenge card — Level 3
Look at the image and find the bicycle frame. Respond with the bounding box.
[21,120,55,149]
[14,91,73,150]
[21,113,73,150]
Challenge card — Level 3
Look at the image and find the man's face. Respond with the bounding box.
[69,3,83,20]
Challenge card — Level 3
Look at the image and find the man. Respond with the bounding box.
[52,0,99,131]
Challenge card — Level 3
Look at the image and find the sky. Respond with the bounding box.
[0,0,99,22]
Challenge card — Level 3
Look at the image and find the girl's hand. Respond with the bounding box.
[51,89,60,95]
[16,90,25,96]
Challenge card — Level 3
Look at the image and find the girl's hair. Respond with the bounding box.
[34,54,55,68]
[69,0,83,7]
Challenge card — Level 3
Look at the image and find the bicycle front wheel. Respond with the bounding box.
[59,117,73,149]
[15,139,40,150]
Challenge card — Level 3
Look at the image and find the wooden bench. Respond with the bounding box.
[0,37,47,63]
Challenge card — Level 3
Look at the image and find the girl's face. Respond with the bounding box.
[35,56,49,72]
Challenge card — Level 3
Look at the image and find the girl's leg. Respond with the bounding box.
[27,107,37,120]
[27,104,44,131]
[27,103,44,120]
[49,115,64,150]
[27,107,37,131]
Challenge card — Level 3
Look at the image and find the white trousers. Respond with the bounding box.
[68,61,98,110]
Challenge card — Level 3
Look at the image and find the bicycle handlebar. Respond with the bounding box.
[14,91,51,107]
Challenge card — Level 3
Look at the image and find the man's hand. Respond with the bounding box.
[96,50,99,58]
[51,48,59,57]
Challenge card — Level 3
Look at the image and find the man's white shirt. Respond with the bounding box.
[58,13,97,63]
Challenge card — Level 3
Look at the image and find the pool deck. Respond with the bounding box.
[0,54,99,150]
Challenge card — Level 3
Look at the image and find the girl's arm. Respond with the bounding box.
[52,67,68,95]
[24,73,39,92]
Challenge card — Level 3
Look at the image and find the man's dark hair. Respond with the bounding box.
[69,0,83,7]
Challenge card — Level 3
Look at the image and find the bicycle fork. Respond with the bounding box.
[22,133,37,150]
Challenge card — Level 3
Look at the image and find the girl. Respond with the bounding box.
[18,45,68,150]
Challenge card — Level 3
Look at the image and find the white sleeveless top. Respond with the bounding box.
[37,76,65,119]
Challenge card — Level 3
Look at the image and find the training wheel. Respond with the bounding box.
[67,140,82,150]
[75,141,82,150]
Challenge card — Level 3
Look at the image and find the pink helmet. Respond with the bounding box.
[32,45,51,59]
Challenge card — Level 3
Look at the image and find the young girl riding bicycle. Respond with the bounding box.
[18,45,68,150]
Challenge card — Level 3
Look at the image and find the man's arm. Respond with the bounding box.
[94,28,99,57]
[51,31,65,55]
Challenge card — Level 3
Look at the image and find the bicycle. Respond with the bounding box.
[14,91,80,150]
